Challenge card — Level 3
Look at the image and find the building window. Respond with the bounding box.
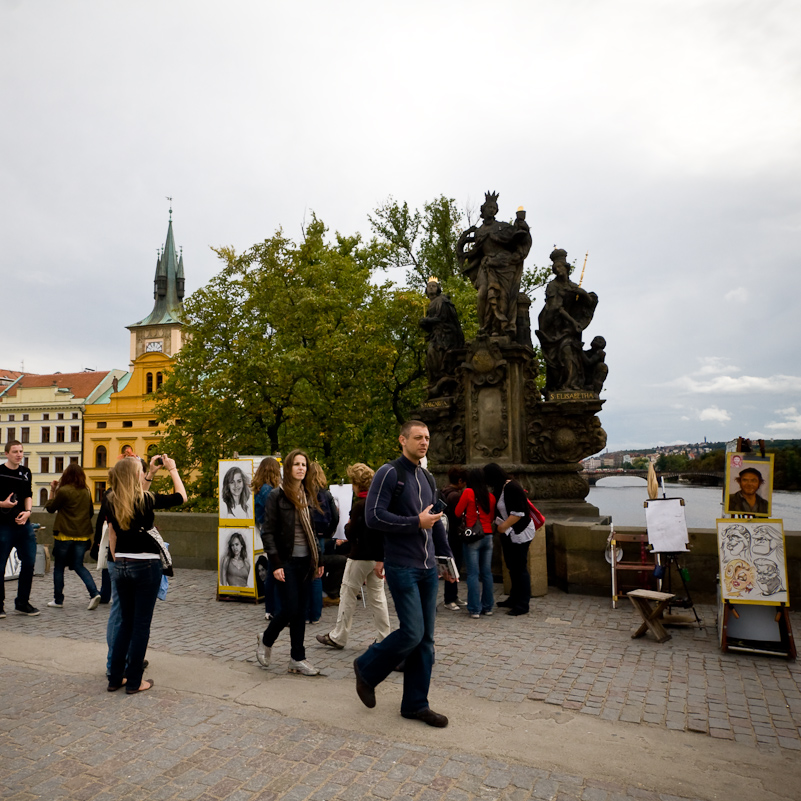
[55,457,64,473]
[7,427,15,442]
[41,427,50,443]
[148,420,157,427]
[70,426,79,442]
[97,421,107,429]
[122,421,133,428]
[94,481,107,503]
[39,488,48,506]
[69,456,79,465]
[57,413,64,420]
[41,457,50,473]
[23,457,29,468]
[95,446,107,469]
[22,414,29,421]
[56,426,65,442]
[8,414,14,422]
[146,372,153,393]
[156,372,163,389]
[71,412,78,419]
[20,428,29,443]
[43,413,49,421]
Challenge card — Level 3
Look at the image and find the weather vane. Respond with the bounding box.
[166,196,173,220]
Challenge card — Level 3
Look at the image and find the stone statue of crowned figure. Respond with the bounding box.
[457,191,532,339]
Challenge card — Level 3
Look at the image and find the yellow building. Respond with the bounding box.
[0,371,125,505]
[83,213,186,502]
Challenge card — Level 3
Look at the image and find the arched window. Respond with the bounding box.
[146,373,153,393]
[156,372,163,389]
[39,488,48,506]
[96,445,107,469]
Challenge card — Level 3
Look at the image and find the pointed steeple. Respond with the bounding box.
[130,213,185,328]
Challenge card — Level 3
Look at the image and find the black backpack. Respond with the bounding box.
[387,457,438,514]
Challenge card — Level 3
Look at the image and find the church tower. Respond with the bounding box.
[126,208,186,365]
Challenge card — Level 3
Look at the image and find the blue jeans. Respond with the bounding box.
[464,536,494,615]
[262,556,312,662]
[108,558,162,689]
[106,561,121,673]
[0,520,37,609]
[52,539,98,604]
[355,565,438,715]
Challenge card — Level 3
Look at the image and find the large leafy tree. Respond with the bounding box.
[155,217,426,508]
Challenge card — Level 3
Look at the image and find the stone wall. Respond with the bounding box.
[547,519,801,609]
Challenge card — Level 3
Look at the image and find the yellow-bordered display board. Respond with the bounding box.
[717,519,788,605]
[218,459,255,526]
[218,526,258,598]
[723,453,773,518]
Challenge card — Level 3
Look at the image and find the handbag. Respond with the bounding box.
[527,499,546,530]
[144,526,174,577]
[459,497,485,543]
[96,522,109,571]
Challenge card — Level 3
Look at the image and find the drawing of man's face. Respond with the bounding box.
[754,559,782,595]
[722,527,749,559]
[752,527,778,556]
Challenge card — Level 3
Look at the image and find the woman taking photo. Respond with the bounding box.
[454,468,496,618]
[256,449,325,676]
[105,454,186,693]
[44,463,101,610]
[483,463,536,617]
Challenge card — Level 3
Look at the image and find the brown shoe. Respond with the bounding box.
[316,632,344,649]
[401,707,448,728]
[353,659,376,708]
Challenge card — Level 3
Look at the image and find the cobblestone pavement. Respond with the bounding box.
[6,570,801,753]
[1,663,709,801]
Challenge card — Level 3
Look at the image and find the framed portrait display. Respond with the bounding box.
[217,527,257,597]
[723,453,773,518]
[717,519,788,605]
[218,459,254,526]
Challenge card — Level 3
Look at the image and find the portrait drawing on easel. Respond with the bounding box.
[724,453,773,518]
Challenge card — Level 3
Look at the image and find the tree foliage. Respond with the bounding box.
[155,217,426,509]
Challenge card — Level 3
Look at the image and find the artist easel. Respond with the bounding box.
[643,498,703,628]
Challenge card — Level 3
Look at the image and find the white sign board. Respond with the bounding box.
[645,499,689,553]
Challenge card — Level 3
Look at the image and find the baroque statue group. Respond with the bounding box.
[415,191,608,510]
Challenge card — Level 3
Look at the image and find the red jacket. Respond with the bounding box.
[455,488,496,533]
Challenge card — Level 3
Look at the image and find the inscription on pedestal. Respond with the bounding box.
[420,397,454,411]
[547,390,598,401]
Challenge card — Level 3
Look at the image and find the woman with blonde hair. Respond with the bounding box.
[257,449,325,676]
[306,461,339,623]
[317,463,390,649]
[724,558,755,598]
[104,454,186,694]
[44,463,100,609]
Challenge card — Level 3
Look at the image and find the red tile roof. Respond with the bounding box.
[1,371,110,400]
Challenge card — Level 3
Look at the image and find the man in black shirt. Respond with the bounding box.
[0,440,39,616]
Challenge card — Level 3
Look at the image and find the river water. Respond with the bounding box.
[588,477,801,531]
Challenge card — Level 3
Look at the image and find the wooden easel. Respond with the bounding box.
[720,601,796,659]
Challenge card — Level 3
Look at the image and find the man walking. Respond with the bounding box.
[0,441,39,617]
[352,421,454,727]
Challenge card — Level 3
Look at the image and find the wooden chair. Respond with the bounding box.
[610,531,656,609]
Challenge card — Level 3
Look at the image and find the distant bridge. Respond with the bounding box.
[583,469,724,487]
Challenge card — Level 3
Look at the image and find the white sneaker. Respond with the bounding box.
[47,600,63,608]
[443,602,460,611]
[87,595,101,610]
[288,659,320,676]
[456,598,468,607]
[265,612,273,621]
[256,635,271,667]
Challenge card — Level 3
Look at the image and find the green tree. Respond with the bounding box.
[155,217,427,509]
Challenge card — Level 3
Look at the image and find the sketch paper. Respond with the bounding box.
[645,499,689,552]
[723,453,773,518]
[717,519,788,605]
[218,527,255,596]
[329,484,353,540]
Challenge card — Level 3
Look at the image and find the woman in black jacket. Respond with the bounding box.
[256,449,325,676]
[483,463,536,617]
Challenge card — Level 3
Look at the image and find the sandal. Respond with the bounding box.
[126,679,155,695]
[107,678,127,692]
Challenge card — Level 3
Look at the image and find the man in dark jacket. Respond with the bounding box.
[352,421,454,728]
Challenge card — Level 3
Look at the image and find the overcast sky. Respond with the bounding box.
[2,0,799,451]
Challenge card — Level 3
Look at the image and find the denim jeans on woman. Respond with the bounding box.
[463,535,494,615]
[108,558,162,690]
[51,539,98,604]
